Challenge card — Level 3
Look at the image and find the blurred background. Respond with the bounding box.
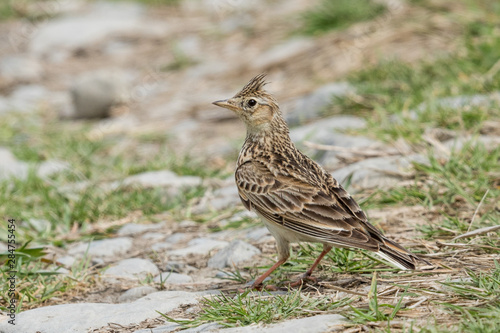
[0,0,499,330]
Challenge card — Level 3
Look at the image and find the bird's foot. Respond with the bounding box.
[288,274,318,288]
[238,283,279,293]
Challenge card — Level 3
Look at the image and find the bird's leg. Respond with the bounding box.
[250,258,288,291]
[289,244,332,288]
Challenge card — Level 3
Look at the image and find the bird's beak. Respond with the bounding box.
[212,99,239,112]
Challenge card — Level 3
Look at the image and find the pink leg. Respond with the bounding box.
[290,244,332,287]
[251,258,288,290]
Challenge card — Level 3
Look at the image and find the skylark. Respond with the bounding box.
[213,73,427,289]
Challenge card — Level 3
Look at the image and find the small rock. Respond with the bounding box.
[117,222,164,236]
[122,170,202,190]
[164,233,188,244]
[164,261,186,273]
[170,238,229,256]
[118,286,158,303]
[179,220,198,228]
[3,84,49,113]
[151,242,173,252]
[0,291,215,333]
[27,218,51,233]
[0,242,8,252]
[29,2,146,56]
[331,154,428,191]
[180,322,223,333]
[141,232,165,241]
[0,147,28,180]
[442,135,500,152]
[246,227,272,243]
[216,314,347,332]
[285,82,354,126]
[154,272,193,284]
[290,115,366,144]
[0,54,42,82]
[252,38,315,70]
[193,183,241,214]
[38,160,70,178]
[103,258,160,281]
[56,256,76,267]
[68,237,133,260]
[70,70,128,119]
[417,92,500,111]
[208,240,261,269]
[133,323,180,333]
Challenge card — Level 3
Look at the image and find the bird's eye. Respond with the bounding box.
[247,99,257,107]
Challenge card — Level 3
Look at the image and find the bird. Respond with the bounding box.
[212,73,427,290]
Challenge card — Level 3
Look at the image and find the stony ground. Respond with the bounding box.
[0,0,499,332]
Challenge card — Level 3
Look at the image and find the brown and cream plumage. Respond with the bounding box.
[213,73,425,289]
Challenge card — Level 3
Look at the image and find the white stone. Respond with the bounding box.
[0,291,217,333]
[217,314,347,333]
[170,238,229,256]
[0,147,28,180]
[208,240,261,269]
[290,115,366,143]
[154,272,193,284]
[0,55,42,81]
[122,170,202,189]
[29,2,145,56]
[331,154,428,191]
[285,83,355,126]
[68,237,133,260]
[118,286,158,303]
[70,70,129,119]
[103,258,160,281]
[252,38,315,70]
[117,222,164,236]
[37,160,70,178]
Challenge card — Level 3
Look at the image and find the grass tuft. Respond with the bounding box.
[301,0,386,35]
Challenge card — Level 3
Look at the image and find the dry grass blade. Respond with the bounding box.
[436,240,500,252]
[465,189,490,234]
[453,224,500,241]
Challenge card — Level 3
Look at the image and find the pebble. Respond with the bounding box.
[217,314,347,333]
[56,256,76,267]
[117,222,165,236]
[26,218,51,233]
[29,2,146,56]
[0,291,215,333]
[151,242,174,252]
[118,286,158,303]
[331,154,428,191]
[246,227,273,243]
[252,38,315,70]
[170,238,229,256]
[154,272,193,284]
[0,54,42,82]
[68,237,133,260]
[0,147,69,181]
[122,170,202,190]
[290,115,366,143]
[208,240,261,269]
[70,70,128,119]
[193,182,241,214]
[285,82,354,126]
[142,232,166,241]
[165,232,189,244]
[103,258,160,281]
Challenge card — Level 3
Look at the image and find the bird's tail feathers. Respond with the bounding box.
[376,238,418,270]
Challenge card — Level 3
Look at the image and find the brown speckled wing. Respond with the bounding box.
[235,160,381,251]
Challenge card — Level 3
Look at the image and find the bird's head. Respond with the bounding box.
[212,73,283,134]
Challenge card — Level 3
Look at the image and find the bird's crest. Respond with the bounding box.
[234,73,268,98]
